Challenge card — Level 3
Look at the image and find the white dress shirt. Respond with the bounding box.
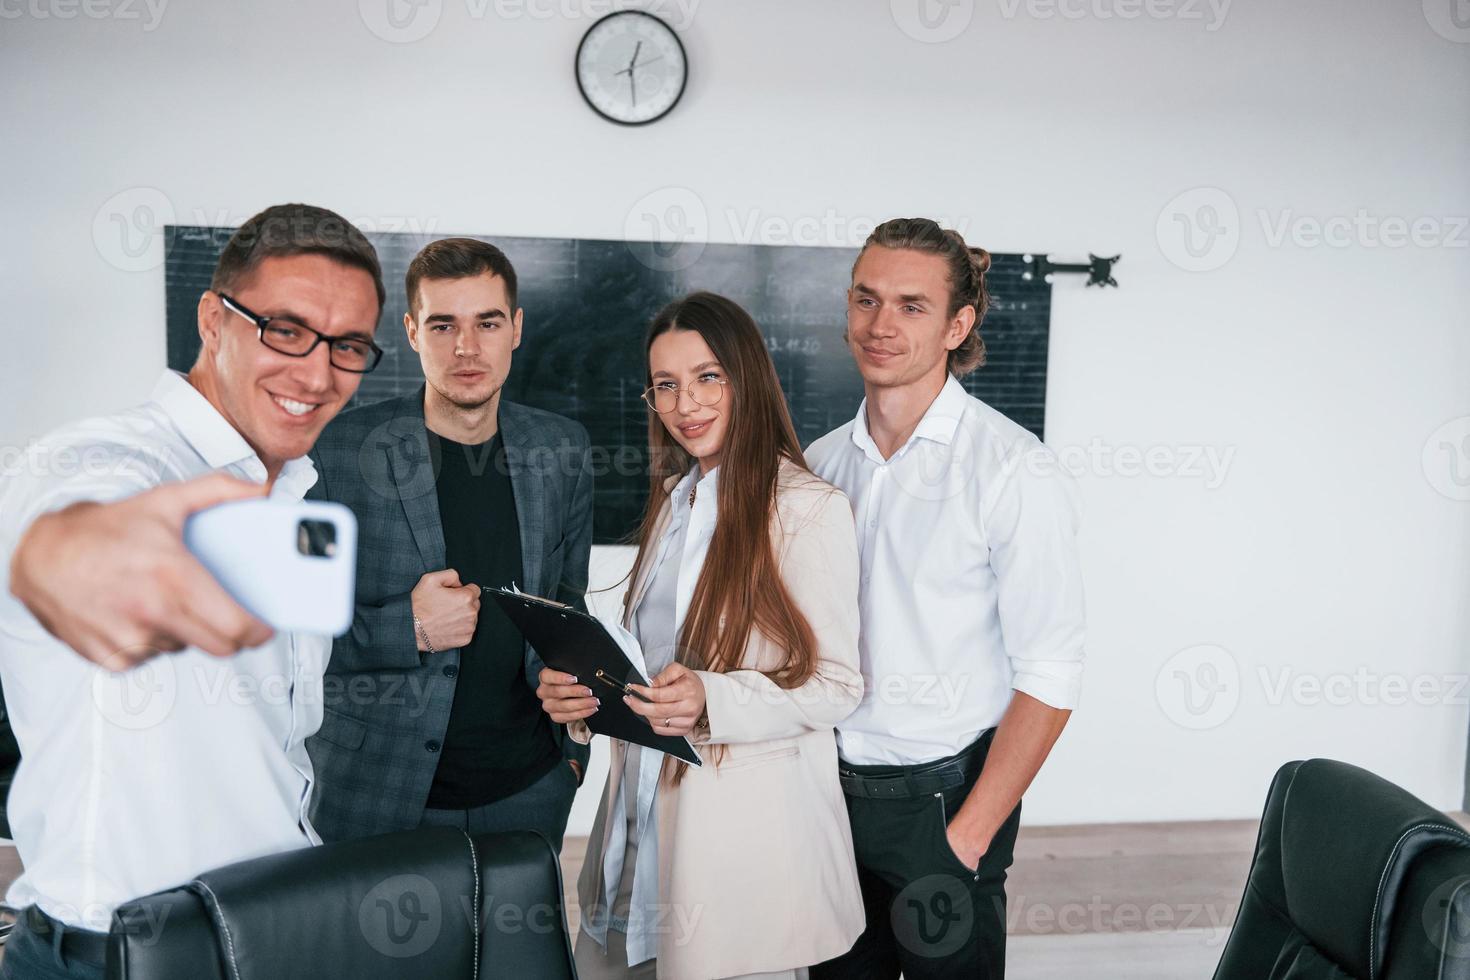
[0,370,331,930]
[806,375,1085,766]
[591,463,718,967]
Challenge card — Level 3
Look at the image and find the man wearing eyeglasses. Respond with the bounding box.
[302,238,593,854]
[0,203,385,980]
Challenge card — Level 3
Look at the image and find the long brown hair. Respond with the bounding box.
[857,217,992,377]
[627,292,820,779]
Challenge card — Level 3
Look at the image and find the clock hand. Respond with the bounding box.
[616,50,662,76]
[626,40,642,75]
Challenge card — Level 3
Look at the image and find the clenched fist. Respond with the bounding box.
[410,568,480,652]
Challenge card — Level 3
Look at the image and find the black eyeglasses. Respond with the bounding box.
[217,293,383,374]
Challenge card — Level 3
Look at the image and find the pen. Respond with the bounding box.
[594,669,654,703]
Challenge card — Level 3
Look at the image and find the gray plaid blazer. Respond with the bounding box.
[304,388,594,841]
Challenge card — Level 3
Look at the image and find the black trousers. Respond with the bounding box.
[0,909,106,980]
[812,729,1022,980]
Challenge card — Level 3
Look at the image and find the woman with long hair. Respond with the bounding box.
[536,291,864,980]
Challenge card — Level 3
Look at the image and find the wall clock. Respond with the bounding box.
[575,11,688,126]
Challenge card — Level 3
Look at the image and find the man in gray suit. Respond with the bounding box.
[306,238,592,850]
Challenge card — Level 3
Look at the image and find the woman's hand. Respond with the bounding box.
[536,668,600,724]
[626,662,706,737]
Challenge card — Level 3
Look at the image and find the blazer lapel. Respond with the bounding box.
[386,388,446,572]
[500,401,548,596]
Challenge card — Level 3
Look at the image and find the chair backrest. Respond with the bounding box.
[106,827,576,980]
[0,678,21,840]
[1213,758,1470,980]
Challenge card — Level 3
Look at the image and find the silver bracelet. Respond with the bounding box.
[413,615,435,656]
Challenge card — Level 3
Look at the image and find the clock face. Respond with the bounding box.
[575,11,687,126]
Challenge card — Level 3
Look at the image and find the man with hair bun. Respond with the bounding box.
[808,217,1086,979]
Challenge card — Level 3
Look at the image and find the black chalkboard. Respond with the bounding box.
[164,227,1052,543]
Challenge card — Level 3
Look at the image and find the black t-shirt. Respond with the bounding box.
[425,431,560,810]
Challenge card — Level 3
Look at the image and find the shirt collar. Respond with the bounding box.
[851,374,968,463]
[149,370,317,498]
[670,463,719,513]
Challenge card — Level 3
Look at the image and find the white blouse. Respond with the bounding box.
[595,463,719,966]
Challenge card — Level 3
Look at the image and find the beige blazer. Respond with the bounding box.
[572,458,865,980]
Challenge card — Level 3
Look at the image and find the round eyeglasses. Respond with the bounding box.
[642,376,728,414]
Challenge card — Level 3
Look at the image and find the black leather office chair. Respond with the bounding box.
[0,677,20,841]
[0,679,21,945]
[1213,758,1470,979]
[106,827,577,979]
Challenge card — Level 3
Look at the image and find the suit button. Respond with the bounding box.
[425,739,441,753]
[443,665,458,678]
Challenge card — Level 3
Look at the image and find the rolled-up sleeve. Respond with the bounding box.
[982,443,1086,710]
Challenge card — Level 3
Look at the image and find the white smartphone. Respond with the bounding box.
[184,499,358,636]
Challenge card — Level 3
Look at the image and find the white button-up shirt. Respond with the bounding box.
[0,370,331,930]
[806,375,1085,766]
[592,464,717,967]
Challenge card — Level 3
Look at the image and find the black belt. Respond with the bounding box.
[838,733,992,801]
[24,905,109,966]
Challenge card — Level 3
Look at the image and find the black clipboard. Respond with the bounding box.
[487,587,702,766]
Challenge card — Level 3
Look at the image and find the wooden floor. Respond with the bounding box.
[559,820,1256,977]
[3,815,1464,977]
[559,813,1469,977]
[559,819,1261,939]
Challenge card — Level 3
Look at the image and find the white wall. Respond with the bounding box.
[3,1,1468,832]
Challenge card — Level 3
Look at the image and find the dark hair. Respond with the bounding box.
[210,203,385,311]
[628,291,820,784]
[856,217,992,378]
[405,238,519,318]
